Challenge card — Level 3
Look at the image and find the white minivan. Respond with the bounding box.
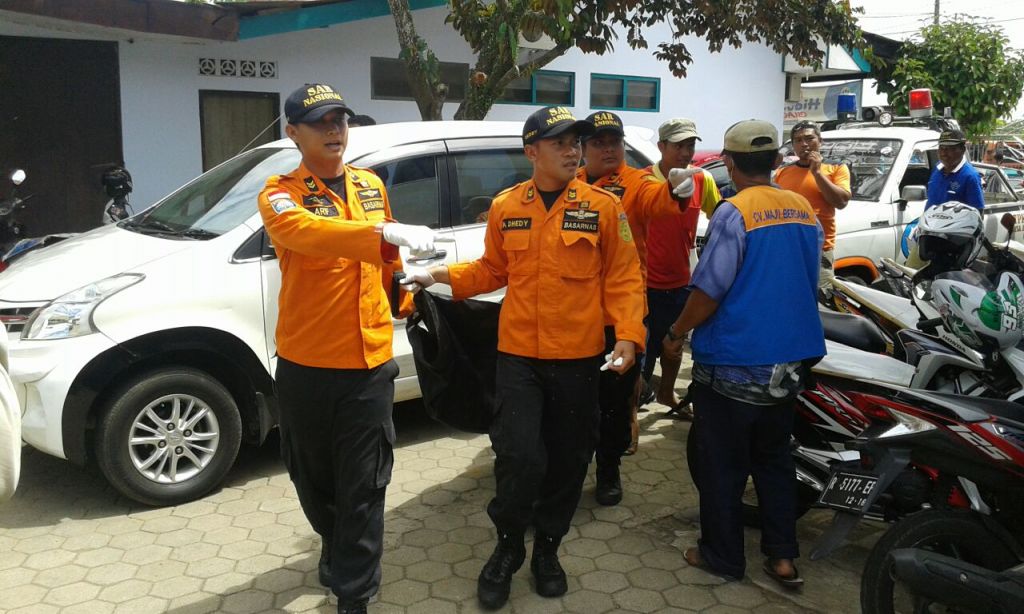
[0,121,657,505]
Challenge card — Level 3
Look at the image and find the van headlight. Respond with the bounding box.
[22,274,145,340]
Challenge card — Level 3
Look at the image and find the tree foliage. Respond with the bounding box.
[869,17,1024,138]
[389,0,863,121]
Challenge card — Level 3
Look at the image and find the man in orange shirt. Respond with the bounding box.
[258,83,448,614]
[578,111,699,506]
[644,119,720,415]
[401,106,646,609]
[774,121,850,287]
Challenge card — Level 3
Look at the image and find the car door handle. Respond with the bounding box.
[871,221,889,228]
[406,249,448,265]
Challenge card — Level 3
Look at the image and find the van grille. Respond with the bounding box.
[0,306,42,334]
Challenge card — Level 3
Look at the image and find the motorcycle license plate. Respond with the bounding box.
[818,470,878,513]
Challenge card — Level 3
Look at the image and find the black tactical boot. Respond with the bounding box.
[337,598,368,614]
[595,455,623,506]
[318,540,332,588]
[530,533,568,597]
[477,532,526,609]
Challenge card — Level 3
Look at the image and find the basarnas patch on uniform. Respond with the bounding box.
[604,185,625,198]
[501,217,532,231]
[618,211,633,242]
[562,209,599,233]
[361,200,385,212]
[357,188,382,200]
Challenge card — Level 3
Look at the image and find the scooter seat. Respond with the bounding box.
[820,309,887,354]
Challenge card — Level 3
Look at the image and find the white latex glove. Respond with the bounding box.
[668,167,701,199]
[599,352,624,372]
[398,269,436,294]
[382,223,453,259]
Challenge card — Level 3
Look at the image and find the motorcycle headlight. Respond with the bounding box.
[22,274,145,340]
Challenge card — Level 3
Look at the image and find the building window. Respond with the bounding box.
[370,57,468,102]
[590,74,659,112]
[498,70,574,105]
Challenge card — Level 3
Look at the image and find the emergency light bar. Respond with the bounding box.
[909,88,933,118]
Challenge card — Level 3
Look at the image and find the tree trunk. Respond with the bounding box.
[454,44,571,120]
[386,0,446,120]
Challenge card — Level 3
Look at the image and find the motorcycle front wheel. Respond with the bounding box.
[860,509,1018,614]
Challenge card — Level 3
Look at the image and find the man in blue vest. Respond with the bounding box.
[662,120,825,587]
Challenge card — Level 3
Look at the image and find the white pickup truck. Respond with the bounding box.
[698,120,1022,283]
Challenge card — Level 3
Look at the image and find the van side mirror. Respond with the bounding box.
[897,185,927,211]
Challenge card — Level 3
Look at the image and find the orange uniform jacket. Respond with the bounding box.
[576,162,688,278]
[258,162,408,370]
[447,179,646,360]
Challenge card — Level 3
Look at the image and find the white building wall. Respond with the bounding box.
[5,7,785,208]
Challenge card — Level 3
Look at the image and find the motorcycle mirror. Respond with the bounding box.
[9,170,25,186]
[1001,212,1016,237]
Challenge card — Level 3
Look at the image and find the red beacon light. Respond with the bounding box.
[909,88,934,118]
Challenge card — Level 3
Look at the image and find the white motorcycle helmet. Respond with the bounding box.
[915,201,984,269]
[931,270,1024,352]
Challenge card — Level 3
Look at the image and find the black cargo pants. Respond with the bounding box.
[487,352,602,538]
[275,357,399,603]
[597,326,642,465]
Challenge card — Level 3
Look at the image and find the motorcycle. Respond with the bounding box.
[0,169,31,255]
[0,165,133,271]
[813,385,1024,613]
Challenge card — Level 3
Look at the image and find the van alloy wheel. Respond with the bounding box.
[128,393,221,484]
[95,368,241,507]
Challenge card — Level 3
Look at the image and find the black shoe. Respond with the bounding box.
[337,598,368,614]
[478,533,525,610]
[595,459,623,506]
[531,534,567,597]
[318,541,332,588]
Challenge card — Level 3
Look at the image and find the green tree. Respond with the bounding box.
[389,0,863,121]
[869,17,1024,138]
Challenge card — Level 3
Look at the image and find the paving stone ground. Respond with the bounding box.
[0,366,883,613]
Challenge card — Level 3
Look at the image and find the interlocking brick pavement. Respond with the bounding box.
[0,368,881,613]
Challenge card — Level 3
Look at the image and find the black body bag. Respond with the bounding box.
[405,290,501,433]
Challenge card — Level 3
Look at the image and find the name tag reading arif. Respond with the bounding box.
[502,217,532,231]
[562,209,599,233]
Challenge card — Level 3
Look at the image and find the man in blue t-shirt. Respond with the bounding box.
[926,129,984,209]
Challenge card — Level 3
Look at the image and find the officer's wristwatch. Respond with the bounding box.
[666,327,685,342]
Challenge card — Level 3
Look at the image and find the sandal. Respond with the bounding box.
[762,559,804,589]
[666,398,694,421]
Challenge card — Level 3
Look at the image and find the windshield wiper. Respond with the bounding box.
[178,228,220,240]
[123,218,179,234]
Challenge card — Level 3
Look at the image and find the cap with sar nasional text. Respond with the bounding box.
[522,107,596,145]
[285,83,354,124]
[723,120,779,153]
[584,111,625,139]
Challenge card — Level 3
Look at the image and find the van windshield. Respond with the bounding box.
[123,147,301,238]
[818,138,903,201]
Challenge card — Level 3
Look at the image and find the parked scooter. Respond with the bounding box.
[830,386,1024,614]
[0,169,30,255]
